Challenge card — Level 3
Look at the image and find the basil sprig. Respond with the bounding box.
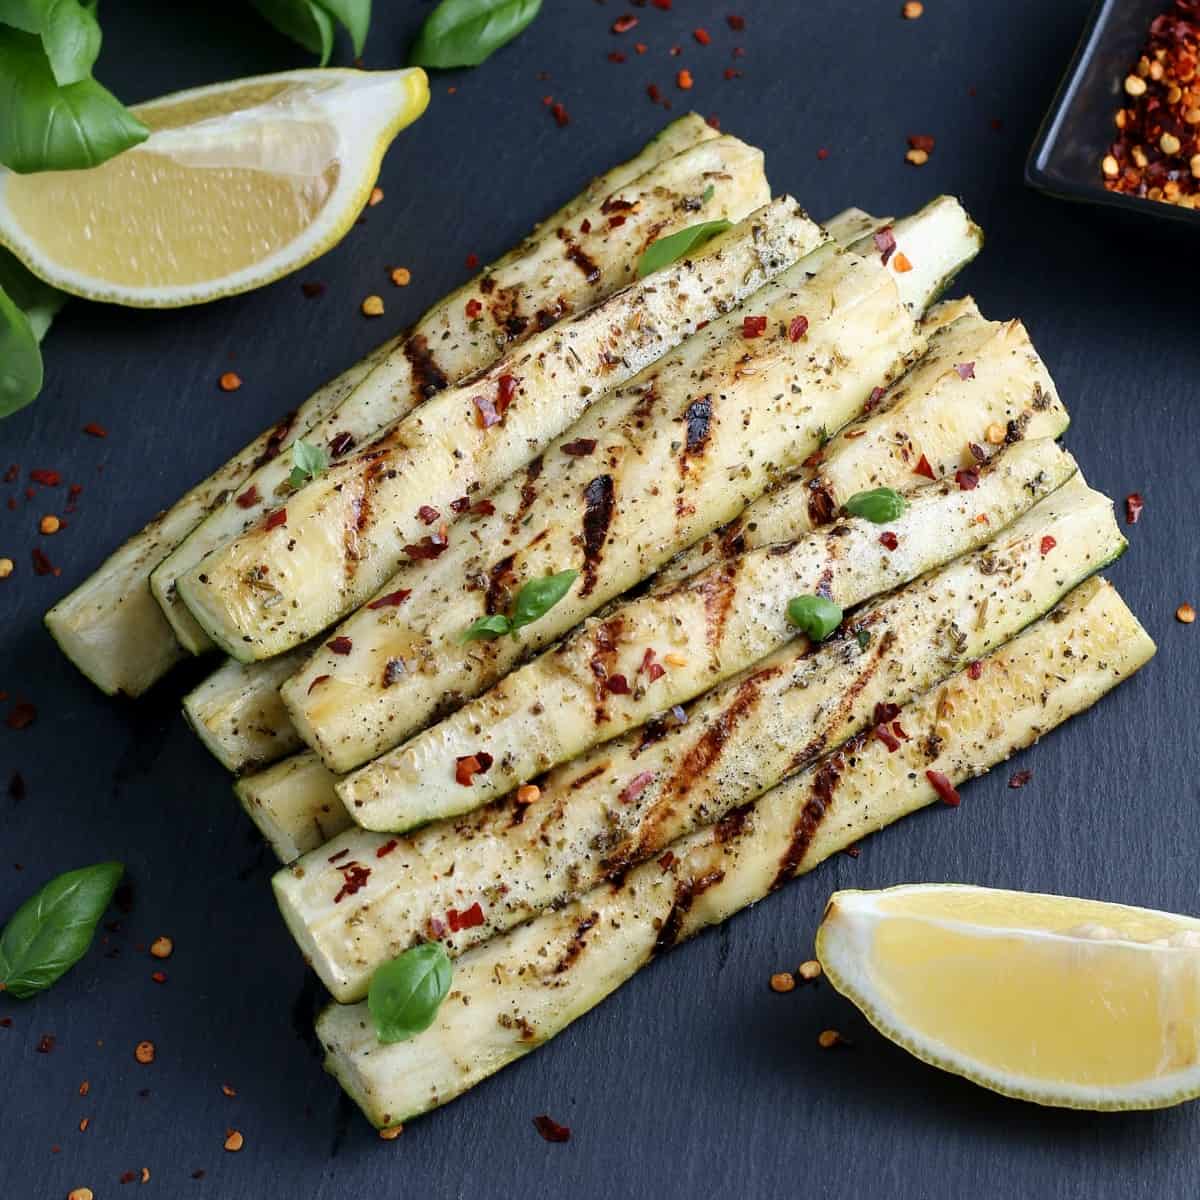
[0,246,65,418]
[786,594,842,642]
[250,0,372,65]
[843,487,908,523]
[636,219,732,278]
[289,438,328,488]
[369,941,452,1044]
[463,569,577,641]
[410,0,542,69]
[0,861,123,998]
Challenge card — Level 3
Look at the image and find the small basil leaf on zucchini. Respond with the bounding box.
[409,0,543,70]
[636,219,732,278]
[0,862,124,998]
[843,487,908,523]
[289,438,328,488]
[786,594,842,642]
[369,941,452,1043]
[510,569,577,630]
[462,613,512,641]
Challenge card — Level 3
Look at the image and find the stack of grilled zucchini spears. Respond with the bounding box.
[46,115,1155,1129]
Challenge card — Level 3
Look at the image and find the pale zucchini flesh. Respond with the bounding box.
[279,459,1115,1000]
[337,435,1069,834]
[283,205,953,775]
[316,575,1154,1126]
[177,191,827,662]
[235,751,346,865]
[42,113,718,691]
[154,130,764,654]
[659,305,1069,586]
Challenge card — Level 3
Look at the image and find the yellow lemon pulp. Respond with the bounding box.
[0,69,428,307]
[816,884,1200,1109]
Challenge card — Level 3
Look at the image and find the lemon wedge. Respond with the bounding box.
[0,67,428,307]
[816,884,1200,1110]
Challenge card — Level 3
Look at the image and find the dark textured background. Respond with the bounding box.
[2,2,1197,1197]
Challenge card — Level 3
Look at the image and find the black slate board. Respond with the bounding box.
[2,2,1198,1197]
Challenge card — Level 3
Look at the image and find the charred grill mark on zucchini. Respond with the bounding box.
[253,411,298,470]
[485,555,517,616]
[806,476,837,527]
[402,334,449,400]
[513,457,544,528]
[556,227,601,285]
[580,475,616,597]
[587,618,624,723]
[343,454,389,574]
[552,912,599,973]
[698,559,741,649]
[653,868,726,956]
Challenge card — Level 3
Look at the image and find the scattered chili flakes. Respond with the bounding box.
[816,146,829,160]
[676,68,694,90]
[134,1041,155,1064]
[301,280,326,298]
[368,588,412,609]
[955,467,979,490]
[619,770,655,804]
[1008,769,1034,789]
[149,936,173,959]
[32,547,59,576]
[1125,492,1144,524]
[403,529,448,560]
[727,14,746,30]
[926,769,962,807]
[5,702,37,730]
[0,1018,12,1028]
[652,0,672,9]
[333,862,371,903]
[326,636,353,655]
[607,50,626,63]
[635,41,648,54]
[307,674,330,695]
[30,468,61,486]
[723,67,742,80]
[769,972,795,993]
[742,314,768,338]
[37,1034,55,1053]
[465,298,483,319]
[151,971,167,985]
[417,505,441,525]
[361,295,385,317]
[454,753,493,786]
[446,902,485,932]
[551,102,570,127]
[606,673,631,695]
[611,14,638,34]
[379,1124,404,1141]
[694,27,711,44]
[788,315,809,341]
[913,454,935,480]
[647,82,663,104]
[1177,602,1196,624]
[879,531,899,550]
[82,422,107,438]
[658,850,676,871]
[1040,535,1057,555]
[533,1114,571,1143]
[264,508,287,531]
[376,839,399,858]
[224,1130,244,1153]
[465,253,479,269]
[235,484,260,509]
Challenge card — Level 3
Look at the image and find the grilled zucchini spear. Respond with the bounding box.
[155,130,769,655]
[283,197,979,777]
[317,574,1154,1126]
[278,455,1115,1000]
[43,113,724,693]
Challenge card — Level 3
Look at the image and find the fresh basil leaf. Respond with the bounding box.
[0,246,66,342]
[289,437,327,488]
[636,219,732,278]
[0,862,123,998]
[701,183,714,204]
[318,0,371,55]
[843,486,908,523]
[250,0,334,64]
[510,569,577,631]
[0,285,44,419]
[0,27,147,173]
[462,613,512,641]
[786,594,842,642]
[410,0,542,70]
[369,941,451,1044]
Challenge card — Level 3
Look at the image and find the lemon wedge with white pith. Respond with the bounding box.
[0,67,428,308]
[816,884,1200,1111]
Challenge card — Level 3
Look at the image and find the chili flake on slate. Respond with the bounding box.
[913,454,935,480]
[29,469,60,486]
[694,27,711,44]
[3,701,35,731]
[37,1034,55,1053]
[455,753,494,785]
[219,372,242,392]
[742,315,768,338]
[1126,492,1144,524]
[465,253,479,269]
[533,1114,571,1143]
[82,422,107,438]
[1008,769,1034,789]
[32,548,59,575]
[446,902,485,932]
[612,14,638,33]
[551,102,570,127]
[926,770,962,807]
[727,14,746,30]
[368,588,412,609]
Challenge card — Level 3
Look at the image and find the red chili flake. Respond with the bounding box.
[968,442,987,463]
[465,298,483,319]
[1125,493,1144,524]
[36,1034,55,1053]
[235,485,260,509]
[635,41,648,54]
[955,467,979,491]
[470,499,496,517]
[368,589,412,610]
[607,214,627,228]
[333,862,371,904]
[0,1017,11,1028]
[723,67,742,80]
[908,133,936,153]
[1008,769,1033,789]
[83,422,107,438]
[579,218,592,234]
[2,465,17,483]
[954,361,976,380]
[608,50,626,63]
[788,315,809,342]
[375,839,399,859]
[816,147,829,160]
[464,253,479,270]
[926,770,962,807]
[863,386,887,414]
[533,1114,571,1143]
[326,636,353,655]
[404,529,449,560]
[913,454,935,480]
[417,505,440,525]
[619,770,655,804]
[967,660,983,680]
[454,753,493,786]
[307,674,330,694]
[677,68,694,90]
[606,674,631,695]
[652,0,671,8]
[497,374,517,417]
[658,851,676,871]
[612,14,638,33]
[742,315,768,338]
[879,531,899,550]
[727,14,745,29]
[549,102,569,127]
[1040,535,1056,555]
[647,83,662,103]
[120,1171,137,1184]
[449,496,471,514]
[329,431,355,457]
[474,394,501,429]
[29,469,61,487]
[872,227,897,265]
[874,723,901,752]
[446,902,485,933]
[562,438,597,456]
[265,508,287,530]
[694,27,711,44]
[4,702,35,731]
[301,281,326,299]
[152,971,167,984]
[990,118,1003,132]
[892,721,910,741]
[706,114,721,129]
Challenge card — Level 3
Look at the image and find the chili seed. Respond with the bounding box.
[379,1125,404,1140]
[1102,154,1120,177]
[516,784,540,805]
[67,1190,94,1200]
[361,295,385,317]
[134,1041,155,1064]
[390,267,412,287]
[149,936,173,959]
[369,186,384,207]
[1177,603,1196,624]
[1161,131,1182,155]
[905,147,929,166]
[985,422,1006,445]
[1125,74,1147,96]
[218,372,242,392]
[798,960,822,982]
[902,0,923,15]
[818,1029,843,1049]
[0,558,13,579]
[892,252,913,273]
[769,972,796,993]
[224,1130,244,1152]
[676,68,694,90]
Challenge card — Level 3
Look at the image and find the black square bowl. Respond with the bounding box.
[1026,0,1200,227]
